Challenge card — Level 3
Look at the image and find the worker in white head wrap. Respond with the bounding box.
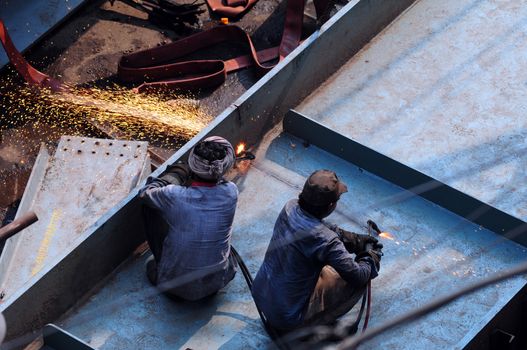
[188,136,235,182]
[139,136,239,301]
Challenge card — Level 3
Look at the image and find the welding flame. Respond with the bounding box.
[379,232,395,240]
[236,142,246,155]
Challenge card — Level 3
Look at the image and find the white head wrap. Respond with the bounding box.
[188,136,235,181]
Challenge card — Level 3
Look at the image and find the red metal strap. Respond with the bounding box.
[118,0,330,91]
[1,0,331,92]
[279,0,305,59]
[0,20,68,92]
[118,25,279,92]
[206,0,259,18]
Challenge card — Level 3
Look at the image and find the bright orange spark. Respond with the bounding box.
[379,232,395,240]
[236,142,246,155]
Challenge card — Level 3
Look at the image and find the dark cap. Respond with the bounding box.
[299,170,348,206]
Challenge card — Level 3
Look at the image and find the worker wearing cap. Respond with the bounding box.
[252,169,382,331]
[139,136,238,301]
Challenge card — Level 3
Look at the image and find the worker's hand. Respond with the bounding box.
[356,248,382,274]
[160,163,191,186]
[337,228,379,255]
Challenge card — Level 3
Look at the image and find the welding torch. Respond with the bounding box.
[367,219,382,236]
[359,219,385,332]
[366,219,385,254]
[236,151,255,161]
[233,141,256,161]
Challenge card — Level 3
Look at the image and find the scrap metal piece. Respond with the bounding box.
[0,136,150,301]
[116,0,205,29]
[0,20,67,92]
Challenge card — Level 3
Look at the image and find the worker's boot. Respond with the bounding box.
[145,255,158,285]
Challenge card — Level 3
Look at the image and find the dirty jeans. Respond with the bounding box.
[301,266,367,327]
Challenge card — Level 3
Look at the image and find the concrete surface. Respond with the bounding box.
[59,126,527,349]
[298,0,527,222]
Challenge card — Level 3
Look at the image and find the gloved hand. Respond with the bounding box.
[159,163,191,186]
[336,227,379,255]
[355,248,382,272]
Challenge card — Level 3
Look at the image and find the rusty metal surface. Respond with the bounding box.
[0,136,149,302]
[0,0,88,69]
[298,0,527,222]
[58,126,527,349]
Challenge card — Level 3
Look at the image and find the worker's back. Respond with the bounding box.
[252,199,329,329]
[156,181,238,301]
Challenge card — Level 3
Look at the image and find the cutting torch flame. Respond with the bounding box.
[379,232,395,240]
[236,142,246,155]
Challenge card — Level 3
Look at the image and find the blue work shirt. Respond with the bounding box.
[140,180,238,300]
[252,199,375,329]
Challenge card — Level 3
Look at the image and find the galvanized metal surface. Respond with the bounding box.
[1,1,412,344]
[0,136,148,302]
[0,0,87,69]
[33,0,527,348]
[58,127,527,349]
[297,0,527,222]
[0,0,522,343]
[284,110,527,246]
